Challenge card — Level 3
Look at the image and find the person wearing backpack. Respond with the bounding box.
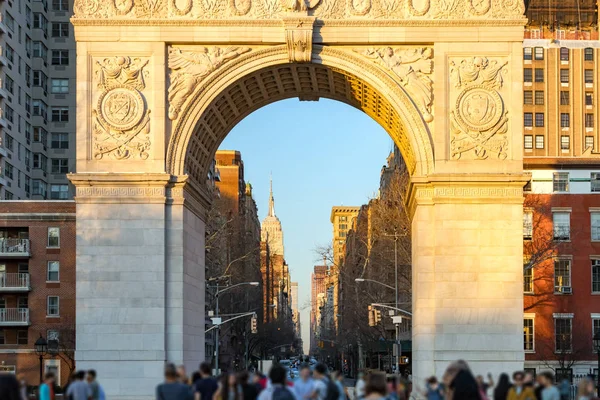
[313,363,340,400]
[258,364,298,400]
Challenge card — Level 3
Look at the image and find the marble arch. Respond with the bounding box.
[69,1,529,398]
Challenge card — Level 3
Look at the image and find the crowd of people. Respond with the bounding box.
[0,369,105,400]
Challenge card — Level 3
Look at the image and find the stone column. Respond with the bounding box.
[410,177,525,385]
[70,174,206,399]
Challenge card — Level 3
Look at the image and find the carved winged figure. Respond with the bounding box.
[96,56,149,90]
[168,47,251,120]
[450,57,508,89]
[359,47,434,122]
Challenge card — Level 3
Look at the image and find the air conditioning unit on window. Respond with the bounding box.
[555,286,572,294]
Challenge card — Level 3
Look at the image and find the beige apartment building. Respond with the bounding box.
[0,0,76,200]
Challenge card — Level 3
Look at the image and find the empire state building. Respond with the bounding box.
[261,179,284,256]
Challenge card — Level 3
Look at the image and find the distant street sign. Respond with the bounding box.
[392,316,403,324]
[211,317,222,325]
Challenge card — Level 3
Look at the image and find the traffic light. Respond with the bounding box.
[251,314,257,334]
[374,309,382,324]
[368,305,375,326]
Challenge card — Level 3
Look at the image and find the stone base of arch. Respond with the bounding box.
[69,171,525,399]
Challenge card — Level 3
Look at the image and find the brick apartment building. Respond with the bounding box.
[522,0,600,378]
[0,201,75,387]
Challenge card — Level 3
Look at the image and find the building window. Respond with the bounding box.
[535,113,544,127]
[33,71,48,89]
[592,213,600,240]
[524,135,533,149]
[524,317,534,351]
[50,79,69,94]
[50,185,69,200]
[534,47,544,60]
[17,330,28,345]
[586,136,595,150]
[593,319,600,351]
[560,91,570,105]
[585,48,594,61]
[523,211,533,239]
[561,136,570,150]
[560,47,569,61]
[33,180,48,198]
[524,113,533,127]
[52,0,69,11]
[51,50,69,66]
[4,163,14,180]
[553,212,570,240]
[51,133,69,149]
[535,135,545,149]
[592,260,600,293]
[555,317,572,352]
[523,48,532,61]
[48,227,60,248]
[560,113,570,128]
[586,114,594,128]
[524,68,532,83]
[556,369,573,383]
[524,267,534,293]
[51,22,69,38]
[47,296,59,317]
[534,68,544,82]
[51,107,69,122]
[51,159,69,174]
[524,91,533,105]
[560,69,569,83]
[586,93,594,106]
[586,69,594,84]
[47,261,59,282]
[17,296,28,309]
[554,259,572,291]
[534,91,544,105]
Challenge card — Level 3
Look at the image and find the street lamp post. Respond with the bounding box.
[593,331,600,395]
[34,335,48,384]
[212,281,259,375]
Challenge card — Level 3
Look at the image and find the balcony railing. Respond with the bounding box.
[0,239,30,257]
[0,308,30,325]
[0,273,30,291]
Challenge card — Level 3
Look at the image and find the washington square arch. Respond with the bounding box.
[68,0,529,397]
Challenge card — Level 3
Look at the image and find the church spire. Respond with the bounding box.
[268,174,276,217]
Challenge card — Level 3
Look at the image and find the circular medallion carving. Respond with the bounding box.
[230,0,251,15]
[97,86,145,131]
[455,84,503,131]
[172,0,193,15]
[113,0,134,15]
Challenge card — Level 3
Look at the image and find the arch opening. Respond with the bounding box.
[166,47,435,186]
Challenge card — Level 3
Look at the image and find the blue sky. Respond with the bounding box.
[220,98,393,354]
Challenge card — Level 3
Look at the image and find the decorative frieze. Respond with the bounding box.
[93,56,152,160]
[73,0,525,20]
[283,17,315,63]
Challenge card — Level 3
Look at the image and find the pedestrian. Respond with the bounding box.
[558,379,570,400]
[194,362,219,400]
[239,371,259,400]
[539,372,560,400]
[178,365,191,385]
[363,372,388,400]
[506,372,535,400]
[0,373,21,400]
[331,372,347,400]
[87,370,103,400]
[257,364,295,400]
[477,374,495,400]
[355,372,366,400]
[156,363,193,400]
[493,373,512,400]
[313,363,339,400]
[17,373,28,400]
[423,376,444,400]
[442,360,481,400]
[575,377,598,400]
[293,364,315,400]
[214,373,241,400]
[66,370,92,400]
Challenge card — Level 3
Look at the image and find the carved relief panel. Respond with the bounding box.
[92,56,152,160]
[448,56,509,161]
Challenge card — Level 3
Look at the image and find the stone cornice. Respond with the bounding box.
[68,173,172,204]
[71,18,527,27]
[407,173,529,218]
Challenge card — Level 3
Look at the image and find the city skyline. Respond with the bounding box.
[220,98,393,352]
